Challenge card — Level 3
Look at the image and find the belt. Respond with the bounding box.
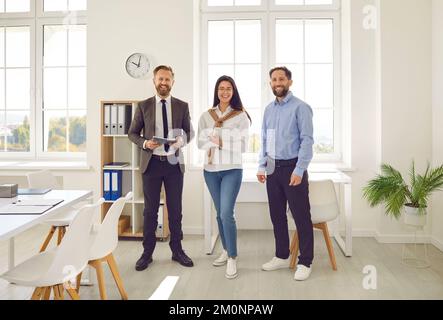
[269,157,298,168]
[152,154,169,162]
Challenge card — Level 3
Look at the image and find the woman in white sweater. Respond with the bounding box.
[198,75,251,279]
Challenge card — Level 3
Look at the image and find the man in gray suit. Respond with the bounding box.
[128,65,194,271]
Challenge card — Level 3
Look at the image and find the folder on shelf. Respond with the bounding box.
[110,104,119,135]
[103,170,111,200]
[117,104,133,135]
[104,104,111,135]
[104,162,130,169]
[111,170,122,201]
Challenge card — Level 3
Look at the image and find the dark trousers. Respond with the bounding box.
[142,157,184,256]
[266,159,314,267]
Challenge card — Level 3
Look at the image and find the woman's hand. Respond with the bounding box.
[209,135,221,146]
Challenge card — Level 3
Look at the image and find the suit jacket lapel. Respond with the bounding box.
[171,97,178,130]
[147,97,156,138]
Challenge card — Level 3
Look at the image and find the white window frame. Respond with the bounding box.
[202,0,267,13]
[0,20,36,160]
[198,0,342,167]
[0,0,87,161]
[0,0,35,19]
[269,0,340,12]
[270,10,342,162]
[36,16,87,160]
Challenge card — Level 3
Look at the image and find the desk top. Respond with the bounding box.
[243,170,352,184]
[0,190,92,241]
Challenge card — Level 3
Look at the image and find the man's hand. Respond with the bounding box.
[289,174,302,187]
[144,139,160,150]
[169,136,184,150]
[257,171,267,184]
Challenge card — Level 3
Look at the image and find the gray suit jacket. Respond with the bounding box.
[128,97,194,174]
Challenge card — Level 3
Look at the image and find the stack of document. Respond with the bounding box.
[0,199,64,215]
[103,162,130,169]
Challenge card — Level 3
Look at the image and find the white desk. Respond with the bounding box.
[0,190,93,271]
[204,171,352,257]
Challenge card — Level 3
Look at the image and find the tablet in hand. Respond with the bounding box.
[152,136,177,145]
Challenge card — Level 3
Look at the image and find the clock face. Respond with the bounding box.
[125,53,150,79]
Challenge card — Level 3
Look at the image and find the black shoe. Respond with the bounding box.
[135,254,153,271]
[172,251,194,267]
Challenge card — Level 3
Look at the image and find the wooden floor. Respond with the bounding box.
[1,225,443,300]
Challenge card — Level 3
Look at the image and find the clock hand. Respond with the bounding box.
[131,61,138,67]
[137,56,141,67]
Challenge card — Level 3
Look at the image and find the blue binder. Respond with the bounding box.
[103,170,112,200]
[110,170,122,200]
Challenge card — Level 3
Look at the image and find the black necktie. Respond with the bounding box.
[161,99,169,152]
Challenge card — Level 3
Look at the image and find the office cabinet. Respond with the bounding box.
[100,101,170,241]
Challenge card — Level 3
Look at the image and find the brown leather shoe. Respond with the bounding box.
[172,251,194,267]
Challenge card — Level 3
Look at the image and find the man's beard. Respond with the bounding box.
[156,84,171,97]
[272,86,289,98]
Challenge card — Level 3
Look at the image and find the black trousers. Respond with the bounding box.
[142,157,184,256]
[266,159,314,267]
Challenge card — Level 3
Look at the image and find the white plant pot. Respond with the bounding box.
[403,205,427,227]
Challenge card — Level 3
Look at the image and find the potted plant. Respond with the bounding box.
[363,162,443,226]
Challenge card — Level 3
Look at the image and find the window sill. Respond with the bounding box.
[0,161,90,171]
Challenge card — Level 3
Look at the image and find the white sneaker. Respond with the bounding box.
[225,258,238,279]
[294,265,312,281]
[262,257,290,271]
[213,250,228,267]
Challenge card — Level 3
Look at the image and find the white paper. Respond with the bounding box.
[0,204,53,215]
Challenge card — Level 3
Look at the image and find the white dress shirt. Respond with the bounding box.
[153,95,174,156]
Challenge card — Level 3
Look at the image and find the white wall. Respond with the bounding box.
[346,0,378,236]
[375,0,433,240]
[432,0,443,249]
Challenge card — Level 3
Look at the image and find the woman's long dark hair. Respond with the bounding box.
[212,75,252,123]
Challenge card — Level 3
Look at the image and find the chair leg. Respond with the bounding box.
[106,254,128,300]
[57,227,64,245]
[65,283,80,300]
[58,284,65,300]
[53,285,61,300]
[76,272,82,294]
[320,223,337,271]
[31,287,44,300]
[90,260,108,300]
[289,231,299,270]
[42,286,52,300]
[39,226,56,252]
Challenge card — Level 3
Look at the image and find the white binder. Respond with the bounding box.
[104,104,111,134]
[110,104,118,135]
[104,171,111,199]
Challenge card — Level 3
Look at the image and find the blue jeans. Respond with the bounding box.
[204,169,243,258]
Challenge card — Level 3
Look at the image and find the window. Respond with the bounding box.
[0,0,30,13]
[200,0,341,165]
[0,0,87,160]
[0,26,31,152]
[43,0,87,12]
[42,24,87,153]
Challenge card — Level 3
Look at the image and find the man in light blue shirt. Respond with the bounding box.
[257,66,314,281]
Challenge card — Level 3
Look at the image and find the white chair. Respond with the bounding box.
[289,180,339,271]
[76,192,132,300]
[0,199,105,300]
[27,170,90,252]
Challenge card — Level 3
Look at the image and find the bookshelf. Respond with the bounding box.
[100,100,170,241]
